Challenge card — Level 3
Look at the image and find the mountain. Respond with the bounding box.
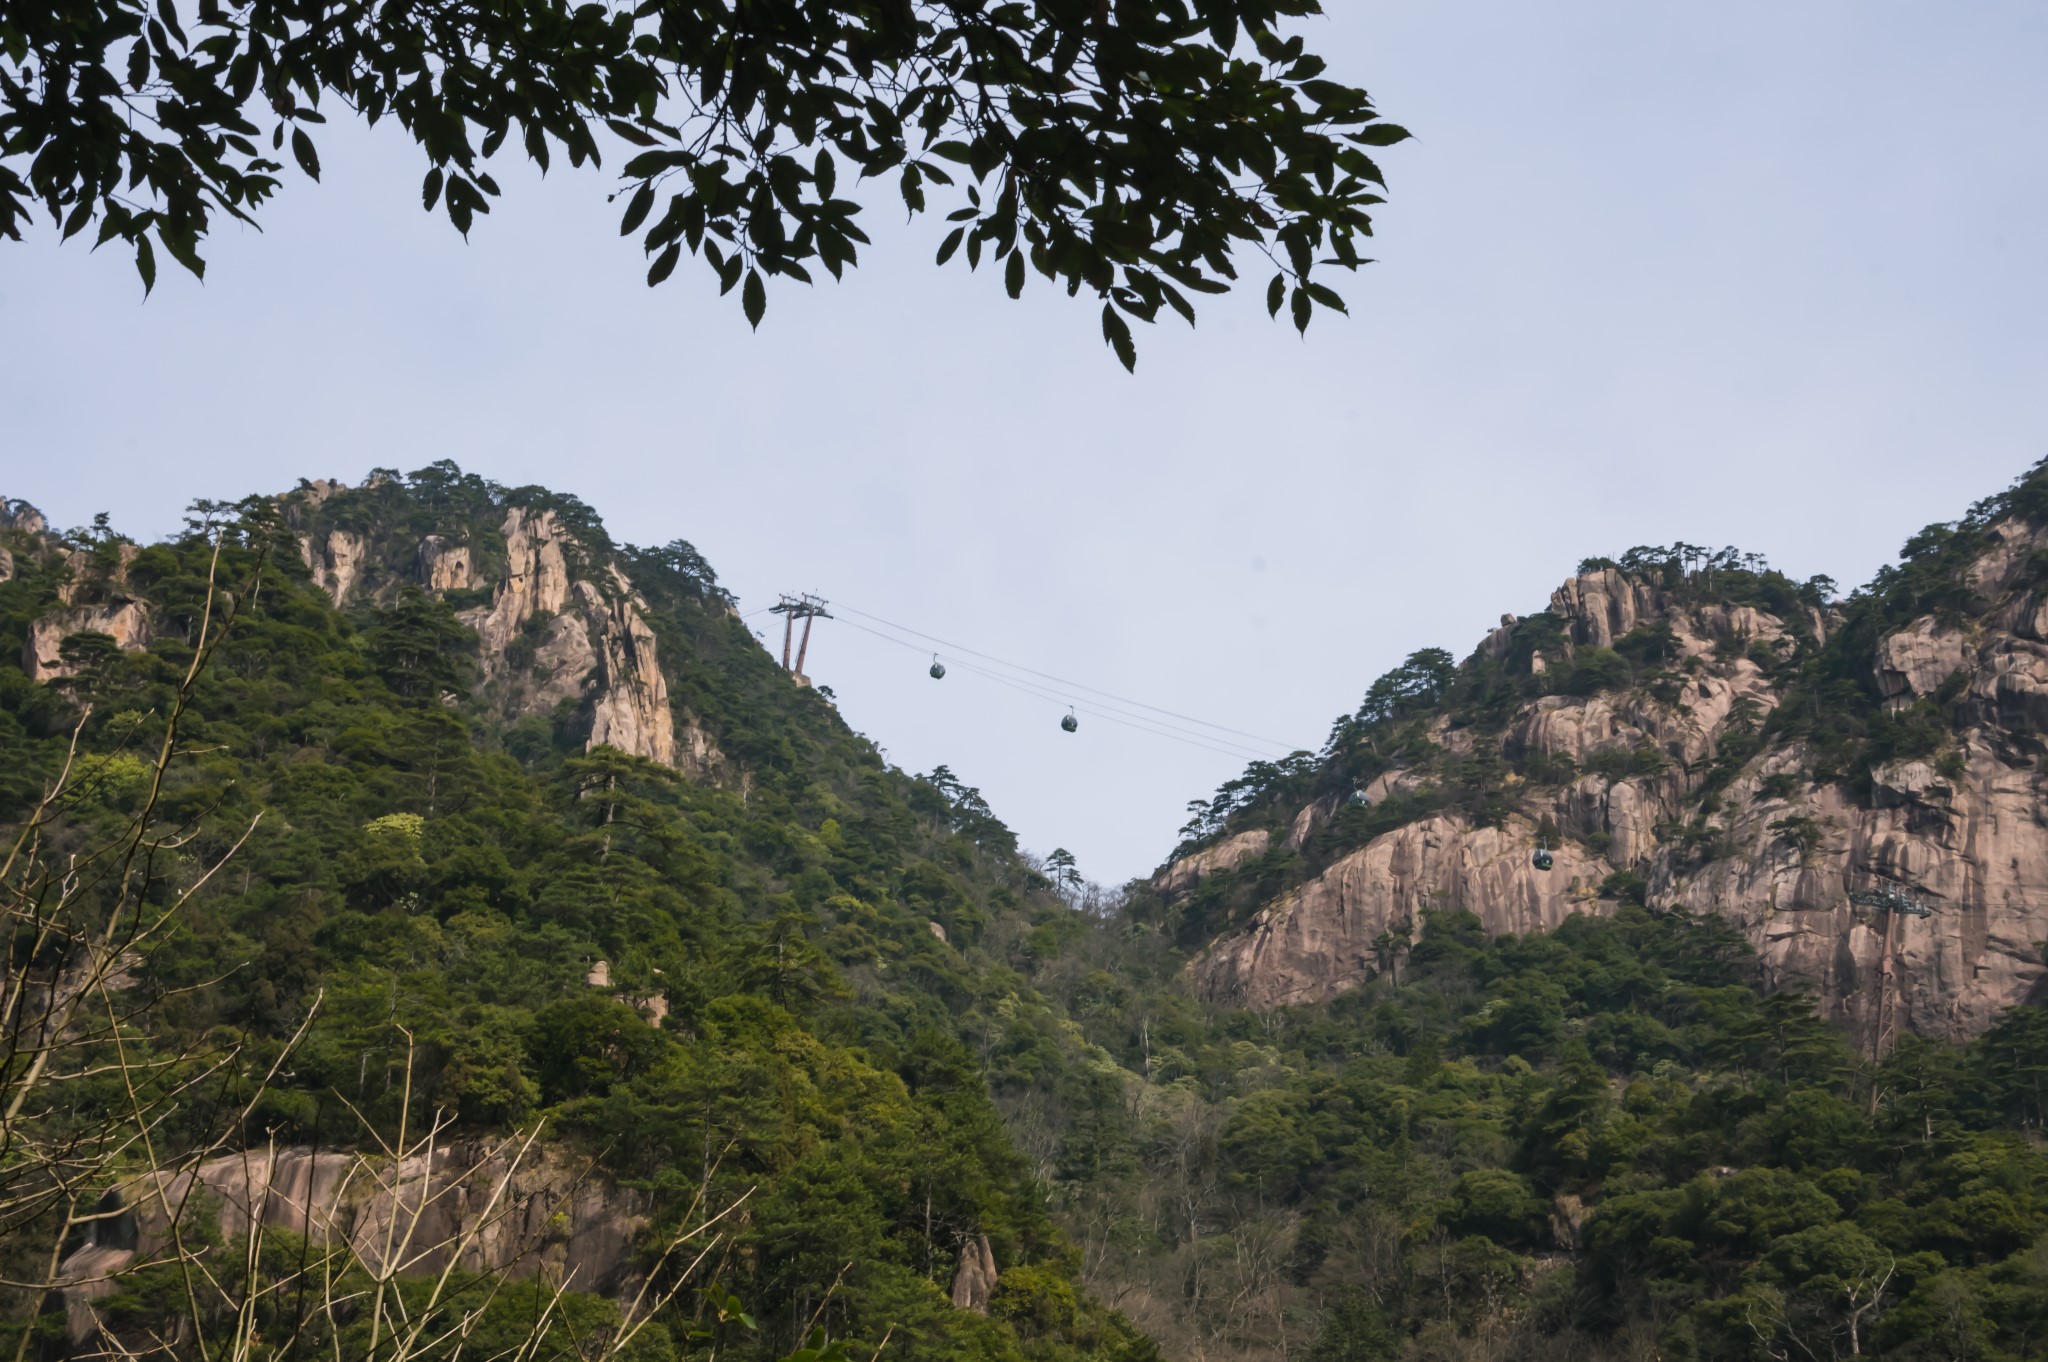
[14,461,2048,1362]
[1154,458,2048,1054]
[0,465,1156,1362]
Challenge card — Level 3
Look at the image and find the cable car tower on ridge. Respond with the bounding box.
[771,594,832,680]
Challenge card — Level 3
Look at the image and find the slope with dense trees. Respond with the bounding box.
[14,462,2048,1362]
[0,467,1154,1362]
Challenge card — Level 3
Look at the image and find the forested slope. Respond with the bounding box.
[0,467,1155,1362]
[13,462,2048,1362]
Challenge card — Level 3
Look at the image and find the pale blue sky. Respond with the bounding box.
[4,2,2045,883]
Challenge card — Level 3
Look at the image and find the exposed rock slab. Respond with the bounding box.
[1185,525,2048,1044]
[1155,830,1271,897]
[58,1142,647,1345]
[1194,815,1605,1010]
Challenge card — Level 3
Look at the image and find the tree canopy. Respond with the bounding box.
[1,0,1405,366]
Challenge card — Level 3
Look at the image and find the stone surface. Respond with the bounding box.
[417,534,475,591]
[951,1232,999,1313]
[1876,617,1969,704]
[456,512,686,769]
[585,569,677,766]
[1155,829,1272,897]
[58,1143,648,1347]
[1185,523,2048,1045]
[301,528,369,606]
[0,497,48,534]
[1194,815,1605,1010]
[24,602,154,683]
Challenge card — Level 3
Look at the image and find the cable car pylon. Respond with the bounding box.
[769,594,833,683]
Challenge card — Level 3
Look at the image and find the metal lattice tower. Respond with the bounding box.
[768,594,832,676]
[1847,881,1941,1075]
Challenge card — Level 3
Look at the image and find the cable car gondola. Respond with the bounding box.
[1061,710,1079,733]
[1532,843,1554,872]
[929,655,946,679]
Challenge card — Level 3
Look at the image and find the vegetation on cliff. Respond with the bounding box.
[13,459,2048,1362]
[0,469,1155,1362]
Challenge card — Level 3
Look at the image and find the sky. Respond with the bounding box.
[4,3,2046,885]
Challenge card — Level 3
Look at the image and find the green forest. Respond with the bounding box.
[8,463,2048,1362]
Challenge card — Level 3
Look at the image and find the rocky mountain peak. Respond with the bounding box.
[1161,461,2048,1053]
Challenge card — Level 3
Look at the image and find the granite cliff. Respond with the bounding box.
[1169,460,2048,1052]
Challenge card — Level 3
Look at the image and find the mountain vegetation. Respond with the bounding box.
[9,461,2048,1362]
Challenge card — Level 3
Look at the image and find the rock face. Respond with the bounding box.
[456,512,682,768]
[19,543,155,684]
[1183,513,2048,1047]
[16,476,728,781]
[273,487,718,776]
[23,602,155,683]
[1155,829,1271,897]
[464,508,578,658]
[1,496,48,535]
[418,534,475,591]
[57,1143,646,1349]
[301,527,370,606]
[1198,816,1606,1010]
[951,1232,999,1313]
[585,566,678,766]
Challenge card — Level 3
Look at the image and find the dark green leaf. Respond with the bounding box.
[291,128,320,181]
[1304,282,1347,313]
[605,118,659,147]
[620,183,655,235]
[742,268,765,328]
[1102,303,1136,372]
[646,242,680,285]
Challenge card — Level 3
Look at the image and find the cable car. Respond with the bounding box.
[1532,844,1554,872]
[1061,710,1078,733]
[1346,790,1370,808]
[929,655,946,679]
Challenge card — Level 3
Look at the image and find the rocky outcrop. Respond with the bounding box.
[57,1143,647,1348]
[1155,829,1271,897]
[1550,568,1666,648]
[1185,517,2048,1044]
[1195,816,1605,1010]
[453,511,686,769]
[24,482,727,781]
[301,527,369,606]
[418,534,475,591]
[951,1232,999,1313]
[1,496,48,535]
[464,508,577,660]
[586,568,677,766]
[1876,618,1968,705]
[1663,733,2048,1046]
[24,602,154,683]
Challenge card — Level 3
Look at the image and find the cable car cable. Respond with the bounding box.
[834,618,1275,761]
[830,600,1308,751]
[938,654,1277,761]
[832,616,1280,762]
